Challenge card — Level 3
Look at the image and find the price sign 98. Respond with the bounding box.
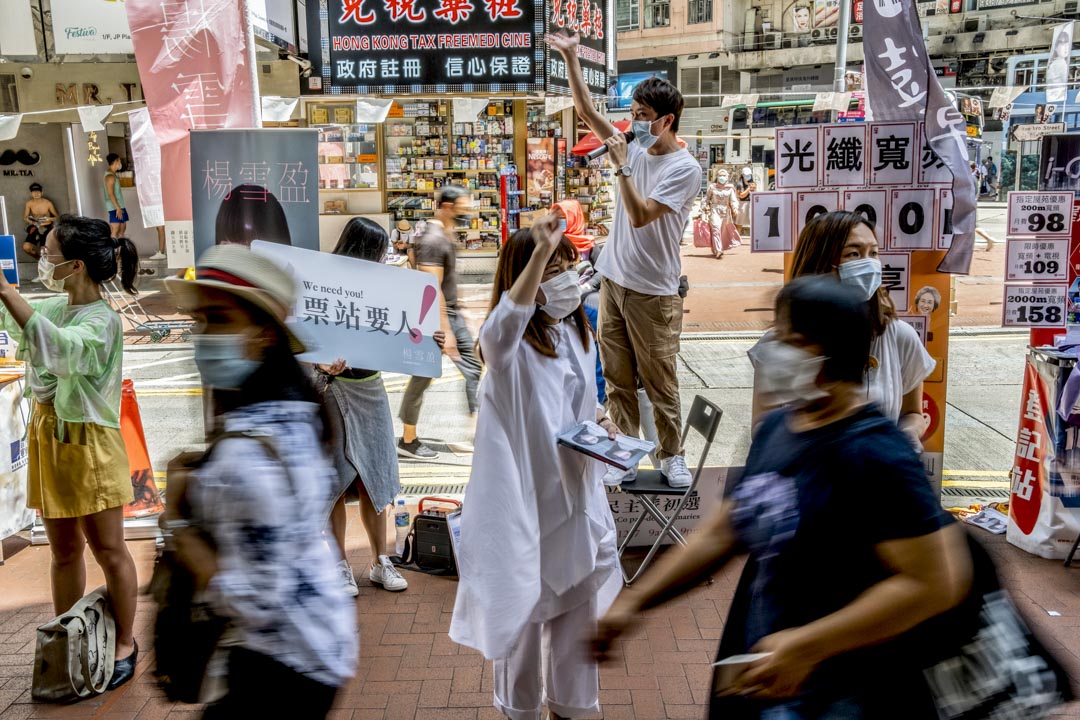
[1006,192,1073,237]
[1002,284,1066,327]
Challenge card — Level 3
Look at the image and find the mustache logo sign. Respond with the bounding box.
[0,150,40,166]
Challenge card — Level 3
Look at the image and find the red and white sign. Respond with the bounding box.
[869,122,917,186]
[879,252,911,312]
[776,127,821,189]
[1005,238,1069,282]
[1006,192,1073,237]
[795,191,839,240]
[751,191,794,252]
[1002,284,1067,327]
[888,188,936,250]
[823,124,868,187]
[842,189,887,239]
[937,188,954,250]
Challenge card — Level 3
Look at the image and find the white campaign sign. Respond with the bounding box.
[1005,238,1069,282]
[776,127,821,189]
[1002,284,1067,327]
[1007,192,1073,237]
[879,252,911,312]
[51,0,133,54]
[937,188,954,250]
[823,125,868,187]
[889,188,936,250]
[842,189,888,240]
[917,124,954,186]
[751,192,794,252]
[251,241,444,377]
[870,122,917,186]
[795,191,840,239]
[898,314,927,345]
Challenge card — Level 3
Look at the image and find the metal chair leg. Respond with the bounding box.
[1066,532,1080,567]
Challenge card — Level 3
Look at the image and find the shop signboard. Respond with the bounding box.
[189,129,320,263]
[251,241,444,379]
[545,0,613,97]
[320,0,545,94]
[51,0,134,54]
[1039,134,1080,193]
[251,0,299,53]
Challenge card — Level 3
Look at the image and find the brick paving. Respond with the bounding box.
[1,526,1079,719]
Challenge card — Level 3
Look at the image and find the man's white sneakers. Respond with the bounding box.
[662,455,693,489]
[338,559,359,598]
[602,464,638,487]
[369,555,409,592]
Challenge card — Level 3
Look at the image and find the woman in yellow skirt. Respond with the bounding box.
[0,215,141,689]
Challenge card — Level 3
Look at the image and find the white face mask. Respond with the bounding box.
[754,339,829,407]
[539,270,581,320]
[837,257,882,301]
[632,118,662,150]
[716,173,730,185]
[38,256,74,293]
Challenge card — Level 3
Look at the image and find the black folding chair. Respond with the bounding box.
[617,395,723,584]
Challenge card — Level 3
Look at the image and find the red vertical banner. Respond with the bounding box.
[126,0,261,266]
[1009,361,1047,537]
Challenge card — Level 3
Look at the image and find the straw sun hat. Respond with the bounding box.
[165,244,306,354]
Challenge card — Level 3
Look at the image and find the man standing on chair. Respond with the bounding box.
[103,154,128,239]
[548,32,701,489]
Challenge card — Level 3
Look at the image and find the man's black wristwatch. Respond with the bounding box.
[617,165,632,178]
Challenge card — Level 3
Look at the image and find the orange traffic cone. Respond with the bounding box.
[120,379,164,518]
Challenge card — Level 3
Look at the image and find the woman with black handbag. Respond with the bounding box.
[162,245,357,719]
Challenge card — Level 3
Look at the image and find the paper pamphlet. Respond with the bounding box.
[556,421,656,471]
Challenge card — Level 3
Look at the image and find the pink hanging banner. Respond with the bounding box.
[126,0,261,262]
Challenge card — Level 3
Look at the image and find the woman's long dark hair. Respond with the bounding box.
[214,185,291,247]
[53,214,139,294]
[210,301,332,444]
[489,228,590,359]
[790,210,895,339]
[333,217,388,263]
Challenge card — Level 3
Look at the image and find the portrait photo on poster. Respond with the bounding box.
[190,129,321,259]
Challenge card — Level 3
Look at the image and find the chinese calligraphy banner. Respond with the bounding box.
[250,241,444,379]
[52,0,134,54]
[545,0,612,97]
[863,0,976,275]
[320,0,544,93]
[190,129,320,262]
[127,0,261,260]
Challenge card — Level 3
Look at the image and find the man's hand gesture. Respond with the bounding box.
[545,31,579,58]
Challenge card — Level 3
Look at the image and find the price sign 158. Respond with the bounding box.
[1002,284,1067,327]
[1007,192,1073,237]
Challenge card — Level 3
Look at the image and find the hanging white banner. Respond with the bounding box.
[76,105,114,132]
[261,97,300,122]
[0,115,22,142]
[128,109,165,229]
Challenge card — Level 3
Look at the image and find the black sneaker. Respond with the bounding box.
[397,438,439,459]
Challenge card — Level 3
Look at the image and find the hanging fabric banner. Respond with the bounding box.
[76,105,114,133]
[126,0,261,256]
[863,0,977,274]
[129,108,165,229]
[1046,22,1075,105]
[0,115,22,142]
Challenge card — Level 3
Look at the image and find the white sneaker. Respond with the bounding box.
[602,464,638,487]
[338,559,359,598]
[662,456,693,489]
[369,555,408,592]
[149,252,167,261]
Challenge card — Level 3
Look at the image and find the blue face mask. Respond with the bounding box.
[632,119,661,149]
[193,334,260,390]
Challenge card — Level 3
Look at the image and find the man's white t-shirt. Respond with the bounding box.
[596,143,702,296]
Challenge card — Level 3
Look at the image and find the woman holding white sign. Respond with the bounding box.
[749,211,934,449]
[449,215,621,720]
[316,218,410,596]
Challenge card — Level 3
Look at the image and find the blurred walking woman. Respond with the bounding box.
[750,211,934,447]
[318,218,408,595]
[593,276,973,718]
[450,216,621,720]
[0,215,140,688]
[165,245,357,718]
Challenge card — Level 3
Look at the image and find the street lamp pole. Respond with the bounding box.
[833,0,853,121]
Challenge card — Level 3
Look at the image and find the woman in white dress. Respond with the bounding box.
[449,214,621,720]
[704,169,739,258]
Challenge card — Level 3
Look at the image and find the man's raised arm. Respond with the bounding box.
[546,32,615,141]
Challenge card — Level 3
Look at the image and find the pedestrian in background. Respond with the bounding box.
[399,184,482,458]
[593,276,973,718]
[549,31,701,489]
[0,215,141,689]
[450,215,620,720]
[704,169,739,258]
[22,182,58,260]
[103,154,128,239]
[317,218,410,596]
[164,245,357,719]
[749,211,934,449]
[735,167,755,234]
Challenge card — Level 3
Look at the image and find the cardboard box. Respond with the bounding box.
[519,210,545,228]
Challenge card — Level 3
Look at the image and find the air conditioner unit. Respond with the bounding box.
[764,31,782,49]
[810,28,827,42]
[782,37,796,48]
[1066,0,1078,14]
[849,24,863,40]
[826,26,839,39]
[963,16,988,33]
